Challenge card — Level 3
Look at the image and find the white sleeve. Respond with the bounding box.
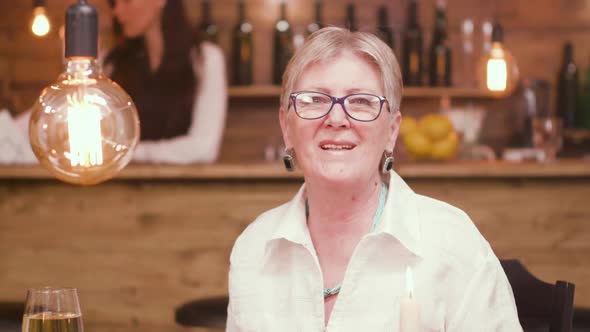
[14,109,31,135]
[225,274,241,332]
[447,255,523,332]
[132,42,228,164]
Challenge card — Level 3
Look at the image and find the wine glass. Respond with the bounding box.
[22,287,84,332]
[532,117,563,162]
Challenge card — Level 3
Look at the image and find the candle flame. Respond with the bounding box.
[406,266,414,299]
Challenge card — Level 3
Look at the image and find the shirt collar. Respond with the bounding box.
[377,171,423,257]
[266,184,311,250]
[265,171,423,257]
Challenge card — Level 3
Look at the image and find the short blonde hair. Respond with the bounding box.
[280,27,403,114]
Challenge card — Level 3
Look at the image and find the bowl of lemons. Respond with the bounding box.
[400,113,459,162]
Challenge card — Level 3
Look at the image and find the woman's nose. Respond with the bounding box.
[324,102,350,128]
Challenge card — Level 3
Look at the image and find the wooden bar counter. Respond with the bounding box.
[1,160,589,331]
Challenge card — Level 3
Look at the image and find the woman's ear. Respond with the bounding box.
[387,111,402,151]
[279,106,292,148]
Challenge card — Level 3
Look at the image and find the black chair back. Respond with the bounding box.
[500,259,575,332]
[175,296,228,329]
[0,302,23,332]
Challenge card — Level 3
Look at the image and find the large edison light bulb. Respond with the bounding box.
[30,1,51,37]
[29,0,139,186]
[478,23,519,96]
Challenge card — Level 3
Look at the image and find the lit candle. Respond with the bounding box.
[400,266,420,332]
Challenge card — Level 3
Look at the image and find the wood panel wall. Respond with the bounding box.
[1,177,589,331]
[1,0,589,162]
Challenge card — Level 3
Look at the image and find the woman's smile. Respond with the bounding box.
[319,140,357,152]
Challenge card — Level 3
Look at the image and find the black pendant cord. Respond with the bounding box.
[492,23,504,43]
[33,0,46,8]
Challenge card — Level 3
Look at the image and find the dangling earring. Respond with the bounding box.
[283,148,295,172]
[382,152,394,174]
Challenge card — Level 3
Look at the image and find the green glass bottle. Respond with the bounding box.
[402,0,423,86]
[307,0,323,36]
[428,1,452,86]
[557,42,579,128]
[272,1,293,85]
[198,0,218,43]
[376,6,395,51]
[344,3,357,32]
[232,0,253,85]
[578,58,590,129]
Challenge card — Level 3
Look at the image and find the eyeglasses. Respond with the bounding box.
[289,91,389,122]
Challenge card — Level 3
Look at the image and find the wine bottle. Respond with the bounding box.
[428,0,452,86]
[376,6,395,51]
[199,0,218,43]
[273,1,293,85]
[232,0,253,85]
[557,42,579,128]
[579,58,590,129]
[344,3,357,32]
[402,0,423,86]
[307,0,323,36]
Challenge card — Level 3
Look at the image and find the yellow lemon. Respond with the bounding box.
[430,131,459,161]
[403,131,433,160]
[400,116,418,138]
[419,114,454,142]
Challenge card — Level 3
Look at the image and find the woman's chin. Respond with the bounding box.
[122,27,142,39]
[306,163,369,186]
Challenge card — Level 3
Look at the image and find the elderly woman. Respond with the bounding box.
[227,27,521,331]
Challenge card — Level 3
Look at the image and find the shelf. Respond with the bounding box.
[402,87,500,98]
[228,86,501,99]
[2,159,590,180]
[229,85,282,98]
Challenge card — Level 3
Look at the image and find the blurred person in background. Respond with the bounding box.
[15,0,228,164]
[104,0,227,163]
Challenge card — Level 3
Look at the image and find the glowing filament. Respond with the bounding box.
[486,58,508,91]
[67,95,103,167]
[486,45,508,92]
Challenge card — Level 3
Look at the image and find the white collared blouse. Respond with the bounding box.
[227,171,523,332]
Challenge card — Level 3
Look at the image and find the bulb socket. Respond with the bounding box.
[65,0,98,58]
[491,23,504,43]
[563,42,574,61]
[33,0,46,8]
[378,6,388,26]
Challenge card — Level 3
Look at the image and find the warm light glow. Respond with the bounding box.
[406,266,414,299]
[486,58,508,91]
[66,93,104,167]
[59,24,65,42]
[276,20,289,32]
[478,42,518,96]
[29,1,140,186]
[31,7,51,37]
[29,58,140,186]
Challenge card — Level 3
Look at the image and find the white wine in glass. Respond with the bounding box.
[22,287,83,332]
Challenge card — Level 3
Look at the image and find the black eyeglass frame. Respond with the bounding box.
[288,91,390,122]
